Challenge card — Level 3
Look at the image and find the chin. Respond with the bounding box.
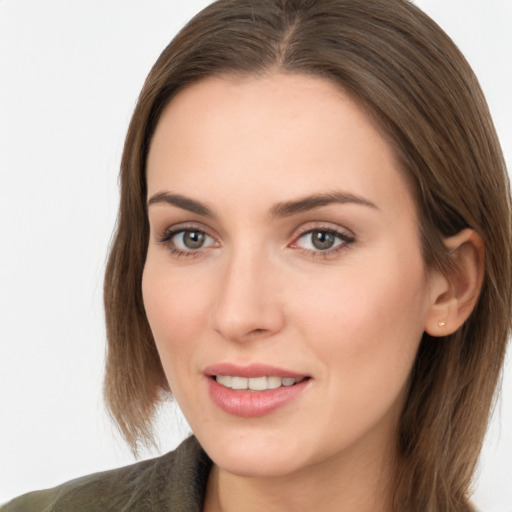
[197,428,308,477]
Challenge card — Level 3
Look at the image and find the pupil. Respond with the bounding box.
[184,231,205,249]
[312,231,334,250]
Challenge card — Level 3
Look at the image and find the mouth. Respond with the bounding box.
[204,363,311,417]
[214,375,309,391]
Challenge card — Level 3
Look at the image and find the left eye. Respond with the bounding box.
[294,229,347,251]
[171,230,215,251]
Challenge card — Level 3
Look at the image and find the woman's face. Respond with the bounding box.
[143,73,436,478]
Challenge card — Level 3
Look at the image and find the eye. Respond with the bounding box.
[291,227,355,255]
[159,228,217,255]
[300,230,340,250]
[174,230,213,250]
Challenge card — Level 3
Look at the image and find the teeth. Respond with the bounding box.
[215,375,304,390]
[216,375,232,388]
[231,377,248,390]
[267,376,282,389]
[248,376,267,391]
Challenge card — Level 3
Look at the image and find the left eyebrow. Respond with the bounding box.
[270,191,379,218]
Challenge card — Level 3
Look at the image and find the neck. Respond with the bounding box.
[203,438,396,512]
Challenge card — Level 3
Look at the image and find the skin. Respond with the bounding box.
[142,73,476,512]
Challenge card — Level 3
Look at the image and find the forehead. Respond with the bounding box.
[146,73,415,221]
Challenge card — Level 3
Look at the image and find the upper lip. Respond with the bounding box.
[203,362,309,379]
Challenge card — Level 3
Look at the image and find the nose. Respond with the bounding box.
[210,246,285,342]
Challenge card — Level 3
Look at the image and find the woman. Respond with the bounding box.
[2,0,510,510]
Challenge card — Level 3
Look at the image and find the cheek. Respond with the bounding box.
[291,265,427,449]
[141,260,212,380]
[295,258,426,334]
[292,254,428,394]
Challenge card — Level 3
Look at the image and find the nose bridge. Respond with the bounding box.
[210,240,283,341]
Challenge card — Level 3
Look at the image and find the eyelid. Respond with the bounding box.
[290,222,355,242]
[289,222,356,256]
[157,221,216,243]
[157,222,220,258]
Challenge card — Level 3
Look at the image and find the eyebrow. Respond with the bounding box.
[147,192,214,217]
[270,191,378,218]
[147,190,378,218]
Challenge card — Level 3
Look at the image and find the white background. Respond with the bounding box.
[0,1,511,509]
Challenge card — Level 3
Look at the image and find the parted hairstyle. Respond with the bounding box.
[103,0,512,510]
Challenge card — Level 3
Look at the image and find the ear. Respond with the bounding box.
[424,228,485,337]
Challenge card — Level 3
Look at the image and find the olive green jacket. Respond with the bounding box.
[1,436,212,512]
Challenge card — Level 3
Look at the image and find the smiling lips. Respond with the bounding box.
[205,364,310,417]
[216,375,305,390]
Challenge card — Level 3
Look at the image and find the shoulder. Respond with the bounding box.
[1,436,211,512]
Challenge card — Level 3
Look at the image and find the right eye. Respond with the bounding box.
[160,228,217,256]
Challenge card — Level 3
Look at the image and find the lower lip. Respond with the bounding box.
[207,377,310,417]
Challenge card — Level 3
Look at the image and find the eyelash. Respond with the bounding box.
[158,224,217,259]
[157,224,356,260]
[291,226,355,259]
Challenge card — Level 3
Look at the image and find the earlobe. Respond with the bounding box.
[424,228,485,337]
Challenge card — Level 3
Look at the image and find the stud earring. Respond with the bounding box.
[438,320,446,327]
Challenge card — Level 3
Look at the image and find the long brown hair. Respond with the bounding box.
[103,1,512,509]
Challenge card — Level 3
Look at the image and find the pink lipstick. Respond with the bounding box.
[204,363,311,417]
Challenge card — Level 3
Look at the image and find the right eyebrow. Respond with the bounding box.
[147,192,214,218]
